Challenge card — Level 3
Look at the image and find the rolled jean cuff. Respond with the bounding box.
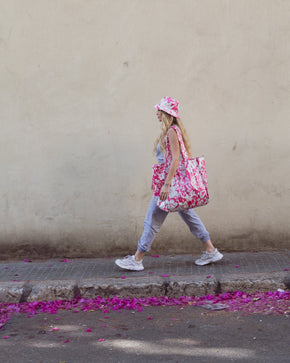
[137,246,147,253]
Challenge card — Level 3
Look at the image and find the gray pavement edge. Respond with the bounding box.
[0,271,289,303]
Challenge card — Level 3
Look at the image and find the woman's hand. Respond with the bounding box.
[160,183,170,201]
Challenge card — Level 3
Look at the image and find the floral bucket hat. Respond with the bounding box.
[154,96,179,118]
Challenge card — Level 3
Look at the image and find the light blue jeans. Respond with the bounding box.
[137,196,210,252]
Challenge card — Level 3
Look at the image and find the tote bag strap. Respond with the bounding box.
[165,125,189,163]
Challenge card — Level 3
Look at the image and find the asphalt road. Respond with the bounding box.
[0,305,289,363]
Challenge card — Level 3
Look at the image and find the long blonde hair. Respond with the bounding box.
[154,111,192,158]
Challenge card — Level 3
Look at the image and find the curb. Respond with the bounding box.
[0,272,289,303]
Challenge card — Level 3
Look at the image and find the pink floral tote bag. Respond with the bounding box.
[152,126,209,212]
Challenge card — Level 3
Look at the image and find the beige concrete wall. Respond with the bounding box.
[0,0,289,259]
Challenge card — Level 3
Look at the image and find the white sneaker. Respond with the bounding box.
[115,255,144,271]
[195,248,223,266]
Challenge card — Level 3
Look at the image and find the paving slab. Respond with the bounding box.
[0,251,289,303]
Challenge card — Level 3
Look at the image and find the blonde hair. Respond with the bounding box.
[154,111,192,158]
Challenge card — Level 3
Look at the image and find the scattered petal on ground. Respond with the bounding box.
[0,290,289,329]
[151,255,159,258]
[120,276,127,279]
[284,268,289,271]
[235,265,239,268]
[162,274,168,277]
[2,336,9,339]
[147,316,153,320]
[62,339,70,343]
[86,328,92,332]
[148,271,153,274]
[24,259,32,262]
[206,275,211,278]
[98,339,105,342]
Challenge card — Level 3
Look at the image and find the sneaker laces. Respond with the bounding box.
[200,251,212,260]
[122,255,132,260]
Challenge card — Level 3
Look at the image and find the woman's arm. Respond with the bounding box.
[160,128,180,201]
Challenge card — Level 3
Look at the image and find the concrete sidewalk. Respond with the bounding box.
[0,251,289,303]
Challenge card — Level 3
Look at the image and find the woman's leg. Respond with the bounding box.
[178,208,223,265]
[178,208,211,248]
[115,197,168,269]
[135,196,168,260]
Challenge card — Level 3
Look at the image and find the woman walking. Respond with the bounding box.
[115,97,223,271]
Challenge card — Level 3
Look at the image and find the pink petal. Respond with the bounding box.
[101,325,107,327]
[162,274,168,277]
[62,339,70,343]
[98,339,105,342]
[206,275,211,278]
[147,316,153,320]
[121,276,127,279]
[148,271,153,274]
[86,328,92,332]
[4,267,8,269]
[235,265,239,268]
[284,268,289,271]
[2,336,9,339]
